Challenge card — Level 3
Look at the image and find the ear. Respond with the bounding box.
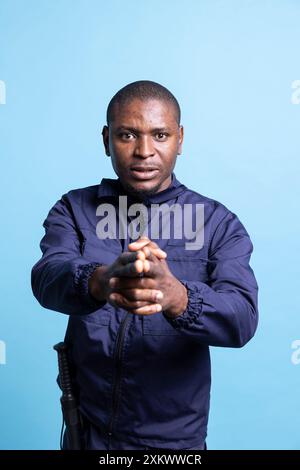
[177,125,184,155]
[102,125,110,156]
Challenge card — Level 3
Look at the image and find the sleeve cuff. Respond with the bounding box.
[163,280,203,329]
[74,262,105,309]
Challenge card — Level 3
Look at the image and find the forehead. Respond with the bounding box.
[110,98,178,129]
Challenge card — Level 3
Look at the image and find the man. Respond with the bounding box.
[31,80,259,450]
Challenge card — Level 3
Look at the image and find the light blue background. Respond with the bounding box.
[0,0,299,450]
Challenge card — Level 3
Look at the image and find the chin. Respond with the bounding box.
[121,178,162,197]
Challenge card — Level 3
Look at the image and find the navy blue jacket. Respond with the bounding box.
[31,173,258,450]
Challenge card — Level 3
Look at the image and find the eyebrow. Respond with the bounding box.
[115,126,175,134]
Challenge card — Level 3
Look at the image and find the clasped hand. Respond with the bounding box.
[89,236,188,317]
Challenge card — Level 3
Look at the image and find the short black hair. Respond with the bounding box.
[106,80,181,125]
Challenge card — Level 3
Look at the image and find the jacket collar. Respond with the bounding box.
[97,172,186,205]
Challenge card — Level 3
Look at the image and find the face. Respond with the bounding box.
[102,98,183,196]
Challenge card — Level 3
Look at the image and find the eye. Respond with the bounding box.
[119,132,135,141]
[155,132,168,141]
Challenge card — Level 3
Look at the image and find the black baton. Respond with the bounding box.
[53,342,82,450]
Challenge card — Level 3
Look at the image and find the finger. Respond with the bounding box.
[113,288,163,303]
[129,237,161,252]
[139,259,159,276]
[131,303,162,315]
[129,238,167,260]
[109,293,155,310]
[109,277,155,290]
[141,246,151,258]
[142,244,167,259]
[128,238,158,250]
[143,259,151,273]
[128,239,150,251]
[128,237,151,251]
[143,257,164,277]
[141,242,167,259]
[151,248,167,259]
[142,250,157,274]
[113,259,144,277]
[118,251,145,266]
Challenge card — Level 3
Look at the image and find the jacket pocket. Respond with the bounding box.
[81,305,111,326]
[167,258,209,283]
[166,238,208,261]
[165,238,209,281]
[80,228,121,265]
[142,312,183,336]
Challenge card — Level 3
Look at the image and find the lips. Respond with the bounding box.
[130,167,160,180]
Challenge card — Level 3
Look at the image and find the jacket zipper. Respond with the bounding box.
[107,313,131,441]
[107,211,135,444]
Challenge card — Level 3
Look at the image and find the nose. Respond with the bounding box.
[134,136,155,158]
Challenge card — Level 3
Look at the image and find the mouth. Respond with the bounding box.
[130,167,160,181]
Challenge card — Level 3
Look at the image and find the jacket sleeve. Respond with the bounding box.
[164,211,259,347]
[31,195,106,315]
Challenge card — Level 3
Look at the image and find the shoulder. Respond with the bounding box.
[181,185,251,244]
[61,183,100,207]
[181,186,233,223]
